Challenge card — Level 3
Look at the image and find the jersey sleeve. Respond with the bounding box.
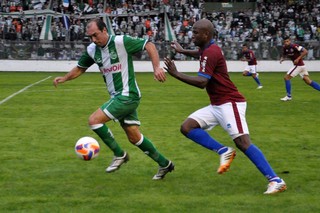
[294,44,304,52]
[77,51,95,68]
[123,35,148,54]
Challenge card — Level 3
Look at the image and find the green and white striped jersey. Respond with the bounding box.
[78,35,148,98]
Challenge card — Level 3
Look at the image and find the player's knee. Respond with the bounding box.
[121,124,141,144]
[88,114,99,126]
[88,117,94,126]
[180,124,190,136]
[233,134,251,152]
[180,118,200,136]
[88,109,110,125]
[284,75,290,80]
[303,77,312,85]
[127,135,141,144]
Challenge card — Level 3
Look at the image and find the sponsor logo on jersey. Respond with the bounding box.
[102,63,122,73]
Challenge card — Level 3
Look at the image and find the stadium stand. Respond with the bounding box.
[0,0,319,60]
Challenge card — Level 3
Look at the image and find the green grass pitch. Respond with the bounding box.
[0,71,319,212]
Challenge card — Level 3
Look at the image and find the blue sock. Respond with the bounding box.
[246,72,253,76]
[186,128,225,153]
[285,80,291,97]
[244,144,278,181]
[253,77,262,86]
[310,81,320,91]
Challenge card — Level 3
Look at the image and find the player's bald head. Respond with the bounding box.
[193,19,214,37]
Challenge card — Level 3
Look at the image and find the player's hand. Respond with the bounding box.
[153,67,166,82]
[170,41,183,53]
[164,57,178,77]
[53,77,66,88]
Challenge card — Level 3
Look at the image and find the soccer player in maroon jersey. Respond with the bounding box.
[164,19,286,194]
[241,44,263,89]
[280,37,320,101]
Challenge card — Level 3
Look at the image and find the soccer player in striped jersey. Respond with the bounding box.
[280,37,320,101]
[241,44,263,89]
[53,18,174,180]
[164,19,286,194]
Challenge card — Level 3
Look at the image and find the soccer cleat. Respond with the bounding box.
[264,179,287,194]
[257,85,263,89]
[106,152,129,173]
[280,96,292,101]
[152,161,175,180]
[217,147,236,174]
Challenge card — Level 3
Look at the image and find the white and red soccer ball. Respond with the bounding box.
[75,136,100,160]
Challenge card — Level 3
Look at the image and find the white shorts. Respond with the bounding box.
[288,65,309,78]
[188,102,249,139]
[244,65,257,74]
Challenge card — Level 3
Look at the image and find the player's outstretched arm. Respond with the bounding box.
[171,41,199,58]
[53,66,87,87]
[145,42,166,82]
[164,57,208,89]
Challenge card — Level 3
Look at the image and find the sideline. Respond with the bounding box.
[0,76,52,105]
[1,60,318,72]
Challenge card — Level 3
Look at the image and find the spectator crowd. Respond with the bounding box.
[0,0,319,60]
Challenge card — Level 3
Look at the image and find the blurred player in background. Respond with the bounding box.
[53,18,174,180]
[241,44,263,89]
[280,37,320,101]
[164,19,286,194]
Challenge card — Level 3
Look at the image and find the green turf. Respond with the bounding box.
[1,71,320,212]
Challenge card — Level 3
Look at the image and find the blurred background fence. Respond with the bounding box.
[0,40,319,61]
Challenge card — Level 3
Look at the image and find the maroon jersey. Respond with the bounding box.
[242,49,257,65]
[282,44,305,66]
[198,43,246,105]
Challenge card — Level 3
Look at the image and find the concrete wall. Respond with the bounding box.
[0,60,318,72]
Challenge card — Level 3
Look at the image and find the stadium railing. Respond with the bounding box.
[0,40,319,61]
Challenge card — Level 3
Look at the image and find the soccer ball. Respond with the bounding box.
[75,136,100,160]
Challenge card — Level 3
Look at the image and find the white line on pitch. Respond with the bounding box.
[0,76,52,106]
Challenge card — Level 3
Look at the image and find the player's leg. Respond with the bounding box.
[230,102,286,194]
[280,70,294,101]
[121,112,174,180]
[89,108,129,173]
[234,135,279,180]
[243,65,252,77]
[252,73,263,88]
[182,106,226,153]
[93,96,142,172]
[251,65,262,88]
[242,70,252,76]
[234,135,286,194]
[302,74,320,91]
[184,105,236,174]
[89,108,124,158]
[123,124,170,167]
